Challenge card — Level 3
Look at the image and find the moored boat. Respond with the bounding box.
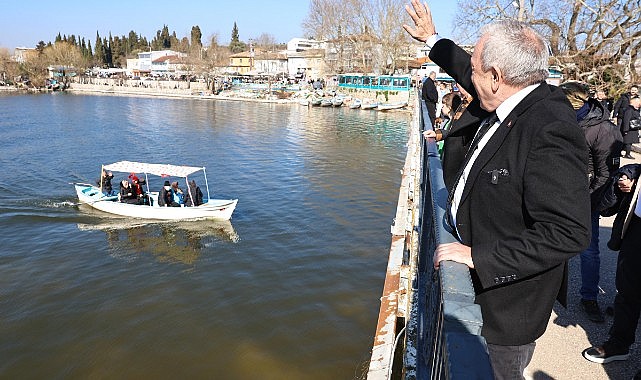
[376,102,408,111]
[74,161,238,221]
[360,100,379,110]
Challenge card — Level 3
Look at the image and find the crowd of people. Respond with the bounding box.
[404,0,641,378]
[97,170,203,207]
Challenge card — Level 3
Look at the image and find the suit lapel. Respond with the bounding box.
[458,83,551,206]
[459,119,513,204]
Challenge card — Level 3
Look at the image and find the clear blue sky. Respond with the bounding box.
[0,1,455,50]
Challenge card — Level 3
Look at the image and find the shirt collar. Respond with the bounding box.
[495,83,541,123]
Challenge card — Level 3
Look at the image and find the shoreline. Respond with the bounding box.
[65,83,297,104]
[1,82,416,113]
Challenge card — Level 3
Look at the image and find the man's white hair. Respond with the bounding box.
[479,20,549,87]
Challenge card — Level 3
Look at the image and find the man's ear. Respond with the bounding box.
[491,67,501,92]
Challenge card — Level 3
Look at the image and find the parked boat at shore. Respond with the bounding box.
[361,100,379,110]
[377,102,408,111]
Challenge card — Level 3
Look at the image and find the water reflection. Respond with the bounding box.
[76,208,239,265]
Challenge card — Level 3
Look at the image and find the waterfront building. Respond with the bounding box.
[126,49,187,77]
[253,51,288,77]
[228,51,253,75]
[12,47,37,63]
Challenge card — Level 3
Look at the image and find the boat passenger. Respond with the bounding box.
[184,179,204,207]
[170,181,184,206]
[130,175,149,205]
[96,169,114,196]
[119,180,138,204]
[158,180,173,207]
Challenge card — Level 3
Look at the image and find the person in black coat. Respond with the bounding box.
[158,180,173,207]
[560,81,624,322]
[184,179,204,207]
[595,90,613,116]
[584,164,641,364]
[404,2,590,378]
[119,180,137,204]
[613,85,638,125]
[421,71,439,126]
[96,169,114,195]
[620,96,641,158]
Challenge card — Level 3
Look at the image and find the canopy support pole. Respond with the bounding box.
[202,167,211,201]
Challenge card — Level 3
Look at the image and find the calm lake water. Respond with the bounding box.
[0,92,409,379]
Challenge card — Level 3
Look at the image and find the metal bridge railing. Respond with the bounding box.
[368,92,493,379]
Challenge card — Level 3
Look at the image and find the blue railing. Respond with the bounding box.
[368,91,493,379]
[408,95,494,379]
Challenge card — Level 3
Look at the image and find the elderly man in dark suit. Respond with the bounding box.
[421,71,439,126]
[404,1,591,379]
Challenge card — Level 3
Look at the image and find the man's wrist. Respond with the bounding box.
[425,34,441,49]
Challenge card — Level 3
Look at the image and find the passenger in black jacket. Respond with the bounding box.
[584,164,641,364]
[560,81,624,322]
[158,180,173,207]
[96,169,114,195]
[184,180,204,207]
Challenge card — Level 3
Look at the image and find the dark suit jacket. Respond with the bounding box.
[421,77,438,104]
[430,38,591,345]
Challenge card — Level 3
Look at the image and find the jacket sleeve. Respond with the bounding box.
[428,39,476,99]
[622,108,632,134]
[590,124,616,194]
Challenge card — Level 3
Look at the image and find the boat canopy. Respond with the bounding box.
[103,161,204,178]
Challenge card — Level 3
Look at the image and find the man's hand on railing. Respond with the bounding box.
[434,242,474,269]
[423,130,437,139]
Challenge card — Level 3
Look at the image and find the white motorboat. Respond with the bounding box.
[360,100,379,110]
[74,161,238,221]
[376,102,408,111]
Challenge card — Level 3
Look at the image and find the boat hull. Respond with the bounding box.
[75,184,237,221]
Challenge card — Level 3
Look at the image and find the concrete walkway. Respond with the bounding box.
[526,151,641,380]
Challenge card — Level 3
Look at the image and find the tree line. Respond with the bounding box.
[2,0,639,96]
[0,22,275,87]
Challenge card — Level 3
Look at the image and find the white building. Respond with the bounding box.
[12,47,37,63]
[254,52,288,76]
[286,38,324,53]
[126,50,187,77]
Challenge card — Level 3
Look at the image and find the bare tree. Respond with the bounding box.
[453,0,641,96]
[0,48,19,84]
[303,0,410,74]
[254,33,278,52]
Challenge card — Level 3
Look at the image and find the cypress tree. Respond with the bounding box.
[94,32,105,67]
